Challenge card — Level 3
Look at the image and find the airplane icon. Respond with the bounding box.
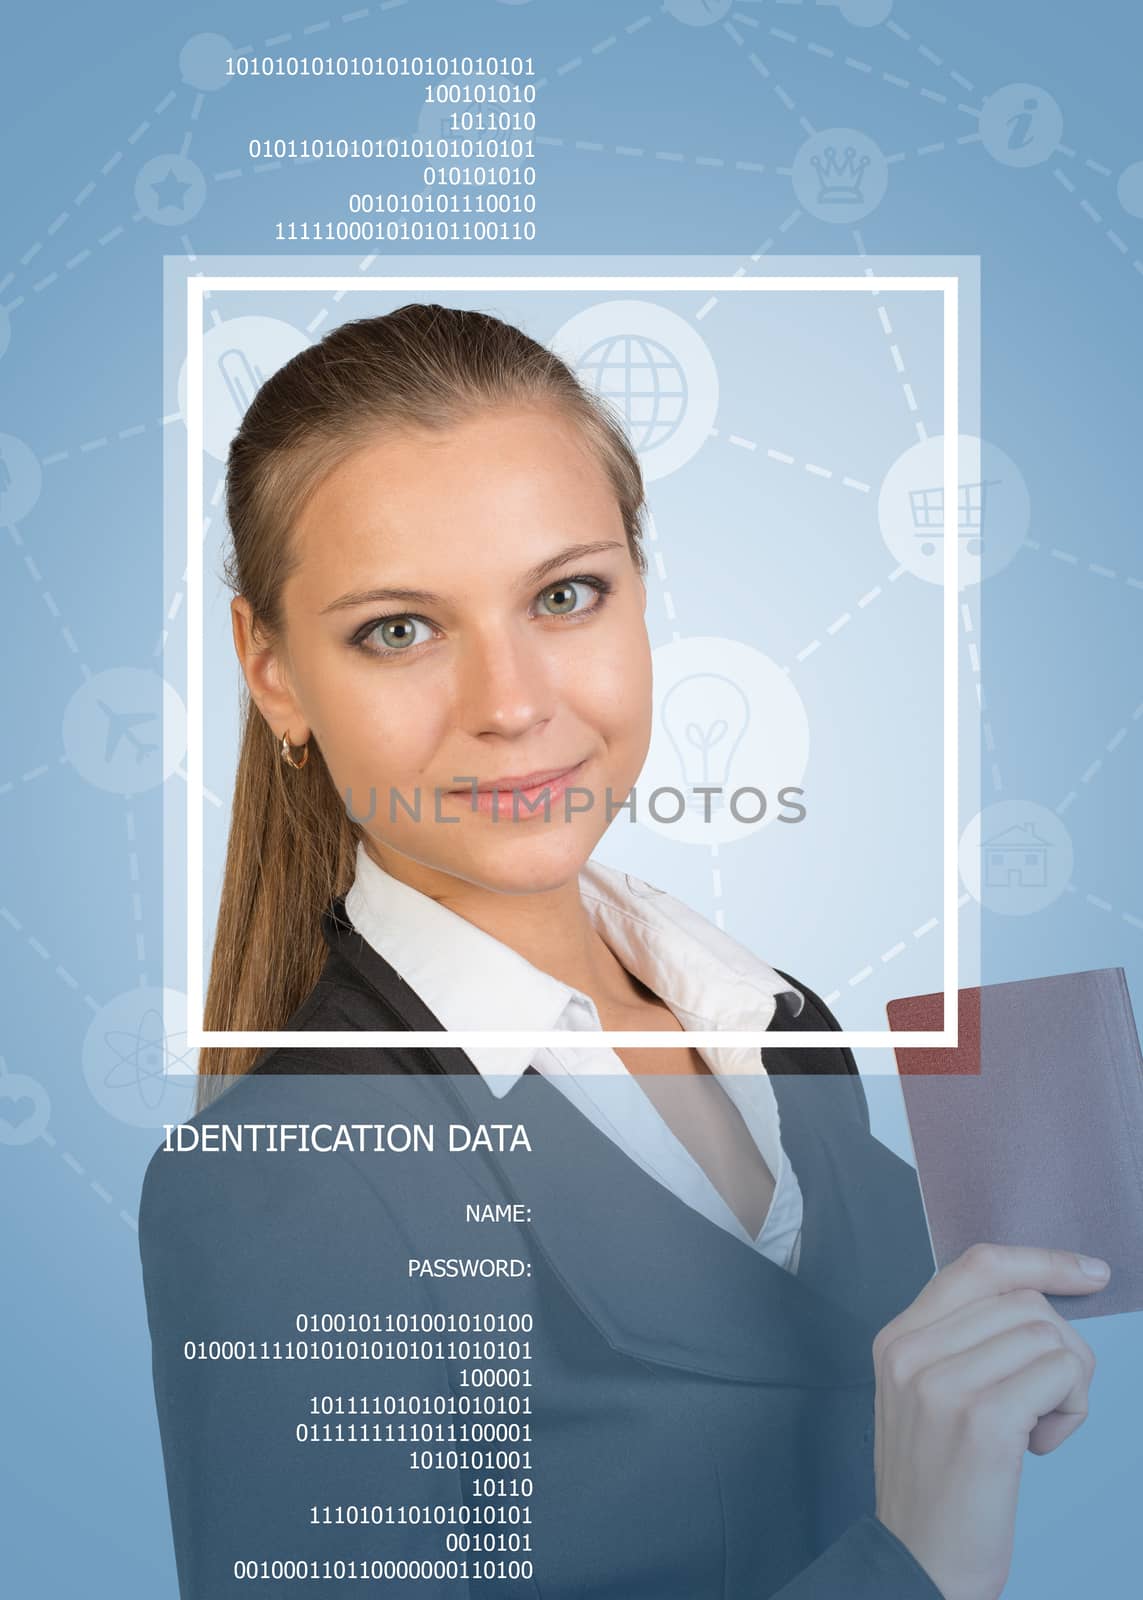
[98,700,158,763]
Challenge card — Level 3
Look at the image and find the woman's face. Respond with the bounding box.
[240,404,653,896]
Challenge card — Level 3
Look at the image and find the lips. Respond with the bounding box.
[449,760,586,795]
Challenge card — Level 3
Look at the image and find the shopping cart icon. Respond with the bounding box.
[909,479,1000,557]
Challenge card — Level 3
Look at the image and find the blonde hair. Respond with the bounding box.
[200,302,648,1083]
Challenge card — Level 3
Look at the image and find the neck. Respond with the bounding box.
[363,840,644,1010]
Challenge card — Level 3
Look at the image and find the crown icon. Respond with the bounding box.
[810,144,871,205]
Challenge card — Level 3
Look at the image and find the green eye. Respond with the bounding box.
[539,580,587,615]
[362,615,433,654]
[378,618,419,648]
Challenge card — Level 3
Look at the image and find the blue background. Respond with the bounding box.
[2,2,1141,1594]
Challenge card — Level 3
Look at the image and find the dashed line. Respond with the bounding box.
[126,805,147,980]
[1053,146,1116,180]
[1,85,183,291]
[693,226,795,321]
[1053,166,1143,279]
[534,12,654,91]
[42,411,179,465]
[882,140,965,165]
[36,1130,140,1233]
[0,752,69,799]
[962,595,999,792]
[1022,538,1143,593]
[715,430,871,489]
[853,229,928,443]
[5,523,91,677]
[1055,700,1143,815]
[174,763,224,809]
[725,29,816,137]
[641,510,680,644]
[1,903,101,1010]
[1075,887,1143,932]
[785,566,905,675]
[762,23,974,113]
[256,0,407,46]
[25,210,148,301]
[156,465,227,654]
[535,133,772,175]
[825,898,971,1006]
[884,16,975,95]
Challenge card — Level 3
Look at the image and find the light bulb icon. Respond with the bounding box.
[660,673,750,816]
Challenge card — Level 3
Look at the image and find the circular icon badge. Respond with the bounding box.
[838,0,895,25]
[979,84,1063,168]
[959,801,1073,916]
[177,315,310,461]
[1117,160,1143,220]
[82,986,198,1128]
[792,127,888,223]
[179,33,234,92]
[636,636,810,845]
[135,155,207,225]
[0,1068,51,1146]
[62,668,187,795]
[549,300,719,482]
[878,434,1030,588]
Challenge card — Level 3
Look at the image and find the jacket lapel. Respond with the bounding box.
[317,895,924,1387]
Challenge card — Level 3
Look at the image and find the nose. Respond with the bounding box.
[458,620,556,738]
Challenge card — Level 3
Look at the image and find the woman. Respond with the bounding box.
[140,304,1105,1600]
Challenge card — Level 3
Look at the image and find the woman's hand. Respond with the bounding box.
[872,1242,1106,1600]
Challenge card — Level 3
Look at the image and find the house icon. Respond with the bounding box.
[982,822,1050,889]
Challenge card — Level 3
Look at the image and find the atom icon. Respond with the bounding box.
[83,987,197,1127]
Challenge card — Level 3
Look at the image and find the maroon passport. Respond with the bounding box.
[887,969,1143,1319]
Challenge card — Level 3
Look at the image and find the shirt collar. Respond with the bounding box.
[342,840,804,1094]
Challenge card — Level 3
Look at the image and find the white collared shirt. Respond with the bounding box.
[344,840,805,1271]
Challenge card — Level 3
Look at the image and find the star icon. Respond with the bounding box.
[151,166,193,213]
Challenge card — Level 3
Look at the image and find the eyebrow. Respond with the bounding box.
[317,540,628,615]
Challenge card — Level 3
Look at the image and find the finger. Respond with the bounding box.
[876,1286,1095,1418]
[913,1322,1066,1404]
[888,1243,1110,1335]
[986,1348,1088,1450]
[1028,1406,1088,1456]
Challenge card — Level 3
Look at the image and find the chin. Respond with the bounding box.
[447,827,599,896]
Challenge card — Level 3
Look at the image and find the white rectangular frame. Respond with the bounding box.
[185,273,961,1050]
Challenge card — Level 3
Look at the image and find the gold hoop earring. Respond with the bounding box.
[280,730,310,770]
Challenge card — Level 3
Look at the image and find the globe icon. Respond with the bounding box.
[576,334,688,451]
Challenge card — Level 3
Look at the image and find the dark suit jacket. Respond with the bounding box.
[139,896,943,1599]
